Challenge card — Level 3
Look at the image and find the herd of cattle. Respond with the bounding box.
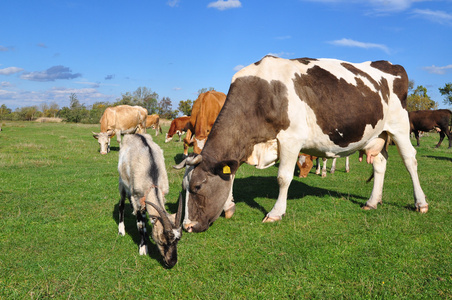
[91,56,451,267]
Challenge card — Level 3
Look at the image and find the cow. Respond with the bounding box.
[183,91,227,156]
[408,109,452,148]
[180,56,428,233]
[118,133,183,268]
[297,155,349,178]
[165,116,190,143]
[92,105,147,154]
[146,114,162,136]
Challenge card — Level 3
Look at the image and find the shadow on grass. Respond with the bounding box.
[232,176,367,217]
[111,202,169,268]
[423,155,452,162]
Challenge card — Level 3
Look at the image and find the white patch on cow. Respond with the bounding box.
[118,222,125,236]
[246,139,279,169]
[195,138,206,150]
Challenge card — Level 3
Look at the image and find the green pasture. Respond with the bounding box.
[0,121,451,299]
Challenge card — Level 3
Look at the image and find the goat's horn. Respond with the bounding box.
[175,192,183,227]
[146,201,173,230]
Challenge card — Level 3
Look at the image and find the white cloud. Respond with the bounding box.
[422,64,452,75]
[20,66,81,82]
[208,0,242,11]
[1,81,13,87]
[167,0,180,7]
[275,36,292,40]
[302,0,430,13]
[267,52,295,58]
[0,67,24,75]
[412,9,452,25]
[329,38,390,54]
[233,65,245,71]
[173,87,182,91]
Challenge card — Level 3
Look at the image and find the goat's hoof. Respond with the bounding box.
[362,205,377,210]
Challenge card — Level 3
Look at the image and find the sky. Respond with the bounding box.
[1,0,452,112]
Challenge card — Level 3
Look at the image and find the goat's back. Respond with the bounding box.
[118,134,169,197]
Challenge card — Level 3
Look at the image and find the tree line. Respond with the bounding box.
[0,83,451,123]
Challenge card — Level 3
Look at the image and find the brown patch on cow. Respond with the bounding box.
[292,57,318,65]
[205,76,291,164]
[293,65,384,147]
[370,61,408,107]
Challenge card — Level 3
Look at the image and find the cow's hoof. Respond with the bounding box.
[416,205,429,213]
[362,205,377,210]
[224,203,236,219]
[262,214,284,223]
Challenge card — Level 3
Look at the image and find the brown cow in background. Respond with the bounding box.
[409,109,452,148]
[93,105,147,154]
[165,116,190,143]
[183,91,226,155]
[146,114,162,136]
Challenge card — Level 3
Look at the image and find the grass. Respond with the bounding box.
[0,121,450,299]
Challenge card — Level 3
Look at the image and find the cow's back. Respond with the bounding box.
[101,105,147,132]
[190,91,226,140]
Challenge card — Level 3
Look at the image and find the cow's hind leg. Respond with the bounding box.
[436,131,445,148]
[330,158,337,174]
[391,133,428,212]
[363,150,387,210]
[263,147,298,222]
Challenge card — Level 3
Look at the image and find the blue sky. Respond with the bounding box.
[1,0,451,111]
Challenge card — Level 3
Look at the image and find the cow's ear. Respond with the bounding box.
[214,160,239,180]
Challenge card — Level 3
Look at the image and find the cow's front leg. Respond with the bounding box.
[136,211,149,255]
[263,148,298,222]
[363,150,387,210]
[223,176,236,219]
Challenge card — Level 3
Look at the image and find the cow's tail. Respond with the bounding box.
[366,132,391,184]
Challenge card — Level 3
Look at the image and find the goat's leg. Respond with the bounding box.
[136,211,149,255]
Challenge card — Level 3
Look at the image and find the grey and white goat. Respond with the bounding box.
[118,133,183,268]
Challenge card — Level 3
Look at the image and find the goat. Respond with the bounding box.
[118,133,183,268]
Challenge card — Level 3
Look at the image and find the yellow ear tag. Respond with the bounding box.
[223,165,231,174]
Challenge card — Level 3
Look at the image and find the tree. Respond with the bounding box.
[157,97,178,119]
[197,87,215,95]
[115,92,134,106]
[439,83,452,106]
[178,99,193,116]
[406,85,438,111]
[60,93,88,123]
[0,104,12,120]
[133,87,159,113]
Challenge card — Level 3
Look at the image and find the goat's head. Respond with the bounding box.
[146,193,183,268]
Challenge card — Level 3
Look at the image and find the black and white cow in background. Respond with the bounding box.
[181,56,428,233]
[118,133,183,268]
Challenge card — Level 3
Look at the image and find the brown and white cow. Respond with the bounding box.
[183,91,226,155]
[296,155,350,178]
[409,109,452,148]
[146,114,162,136]
[92,105,147,154]
[165,116,190,143]
[182,56,428,233]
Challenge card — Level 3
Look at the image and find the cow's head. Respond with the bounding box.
[174,154,238,232]
[165,133,173,143]
[146,193,183,268]
[92,131,114,154]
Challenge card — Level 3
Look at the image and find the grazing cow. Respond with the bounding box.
[146,114,162,136]
[296,153,317,178]
[92,105,147,154]
[118,133,183,268]
[183,91,226,156]
[181,56,428,233]
[165,116,190,143]
[409,109,452,148]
